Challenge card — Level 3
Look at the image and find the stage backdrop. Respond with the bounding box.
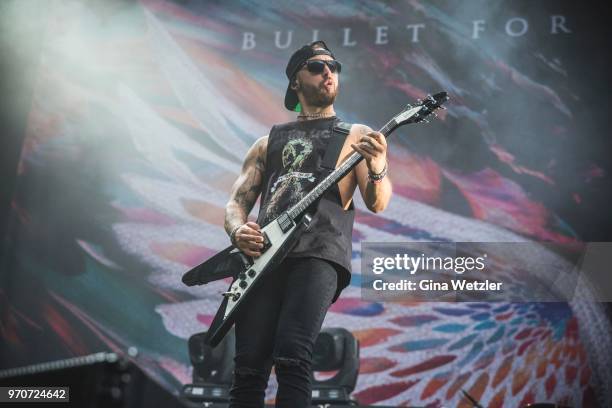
[2,1,611,406]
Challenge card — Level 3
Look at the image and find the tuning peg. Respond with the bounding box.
[439,105,446,110]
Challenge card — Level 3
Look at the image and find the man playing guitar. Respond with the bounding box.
[224,40,392,408]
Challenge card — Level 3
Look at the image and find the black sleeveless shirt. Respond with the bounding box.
[256,117,354,303]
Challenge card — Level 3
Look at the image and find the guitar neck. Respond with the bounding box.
[287,119,398,220]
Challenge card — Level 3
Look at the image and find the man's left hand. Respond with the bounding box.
[350,131,387,174]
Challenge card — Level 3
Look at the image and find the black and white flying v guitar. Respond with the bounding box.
[182,92,449,347]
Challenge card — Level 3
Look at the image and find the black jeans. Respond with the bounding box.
[229,257,338,408]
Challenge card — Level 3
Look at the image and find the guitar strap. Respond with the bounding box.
[300,119,352,215]
[321,120,352,173]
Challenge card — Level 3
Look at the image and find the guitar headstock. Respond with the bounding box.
[392,92,449,126]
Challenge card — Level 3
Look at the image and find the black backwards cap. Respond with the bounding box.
[284,40,335,112]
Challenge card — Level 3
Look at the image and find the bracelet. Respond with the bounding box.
[368,160,387,179]
[368,160,388,184]
[229,225,241,246]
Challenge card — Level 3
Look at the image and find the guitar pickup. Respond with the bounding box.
[277,212,295,233]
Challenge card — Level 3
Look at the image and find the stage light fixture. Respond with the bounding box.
[310,327,360,405]
[182,327,235,403]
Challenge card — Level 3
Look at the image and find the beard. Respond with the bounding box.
[298,79,338,108]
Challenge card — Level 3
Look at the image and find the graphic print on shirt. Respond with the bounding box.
[264,137,315,224]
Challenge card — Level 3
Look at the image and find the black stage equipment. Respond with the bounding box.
[183,327,360,405]
[310,327,360,405]
[183,327,235,403]
[0,351,194,408]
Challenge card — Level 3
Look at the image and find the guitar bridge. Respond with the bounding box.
[262,232,271,252]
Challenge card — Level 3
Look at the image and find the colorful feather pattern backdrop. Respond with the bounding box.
[2,1,611,407]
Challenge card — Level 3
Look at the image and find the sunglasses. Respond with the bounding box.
[299,59,342,75]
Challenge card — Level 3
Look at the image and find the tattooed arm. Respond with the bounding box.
[224,136,267,257]
[351,124,392,213]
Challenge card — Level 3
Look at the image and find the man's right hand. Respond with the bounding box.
[233,221,264,257]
